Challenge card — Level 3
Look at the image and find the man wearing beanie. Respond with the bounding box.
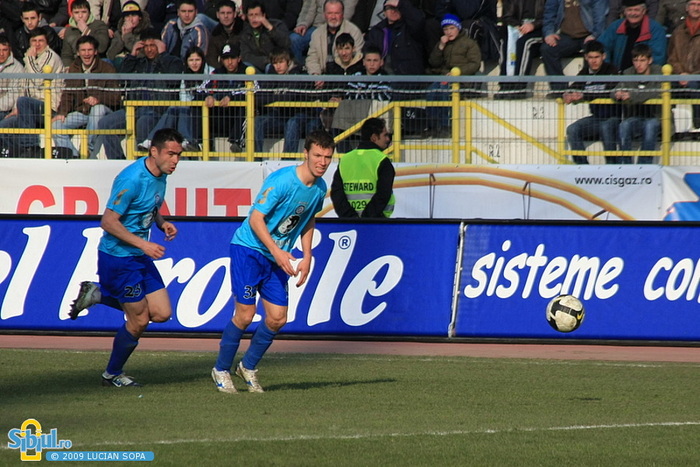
[425,13,481,137]
[599,0,667,71]
[540,0,608,95]
[432,0,500,63]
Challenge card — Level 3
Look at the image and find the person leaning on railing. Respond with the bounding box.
[204,42,247,153]
[0,27,64,158]
[90,28,183,160]
[51,35,122,159]
[253,47,309,154]
[611,43,663,164]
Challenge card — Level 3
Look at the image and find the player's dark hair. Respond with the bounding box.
[305,129,336,152]
[631,43,652,59]
[0,35,11,47]
[361,118,386,142]
[21,2,41,15]
[151,128,184,150]
[583,40,605,55]
[76,35,99,50]
[335,33,354,49]
[71,0,90,12]
[217,0,237,11]
[140,28,162,42]
[269,47,292,64]
[363,45,383,58]
[28,28,48,41]
[177,0,197,9]
[244,0,265,14]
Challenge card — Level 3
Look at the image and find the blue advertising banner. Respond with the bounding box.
[457,223,700,341]
[0,218,458,336]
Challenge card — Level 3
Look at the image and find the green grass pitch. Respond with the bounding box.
[1,348,699,466]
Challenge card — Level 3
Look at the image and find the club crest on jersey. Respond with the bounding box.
[113,189,128,205]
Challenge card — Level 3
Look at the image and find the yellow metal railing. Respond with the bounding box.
[4,64,700,164]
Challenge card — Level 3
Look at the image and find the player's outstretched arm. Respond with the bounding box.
[101,208,166,260]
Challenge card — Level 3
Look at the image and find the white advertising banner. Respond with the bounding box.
[0,160,264,217]
[0,160,696,220]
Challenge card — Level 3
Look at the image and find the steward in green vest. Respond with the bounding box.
[330,118,396,218]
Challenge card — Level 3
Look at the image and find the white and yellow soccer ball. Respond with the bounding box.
[546,295,585,333]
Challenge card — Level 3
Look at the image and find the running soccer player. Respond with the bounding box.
[211,129,335,393]
[69,128,183,387]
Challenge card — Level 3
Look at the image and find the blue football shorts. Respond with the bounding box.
[230,243,289,307]
[97,251,165,303]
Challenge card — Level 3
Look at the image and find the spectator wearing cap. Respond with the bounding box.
[59,0,111,66]
[161,0,210,60]
[365,0,426,76]
[205,42,248,152]
[239,0,291,73]
[598,0,667,71]
[425,13,481,138]
[667,0,700,128]
[608,0,659,26]
[106,0,153,71]
[540,0,608,95]
[431,0,500,63]
[206,0,243,68]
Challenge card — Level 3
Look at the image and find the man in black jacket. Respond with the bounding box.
[13,2,62,62]
[91,29,183,159]
[563,40,622,164]
[331,117,395,218]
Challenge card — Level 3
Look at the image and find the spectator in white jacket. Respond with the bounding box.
[291,0,358,65]
[305,0,363,87]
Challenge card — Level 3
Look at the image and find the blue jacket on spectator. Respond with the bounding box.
[598,16,667,70]
[542,0,608,39]
[161,14,210,61]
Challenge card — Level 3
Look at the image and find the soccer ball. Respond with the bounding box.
[546,295,585,333]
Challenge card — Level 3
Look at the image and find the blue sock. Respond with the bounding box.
[95,284,123,311]
[242,322,277,370]
[215,320,245,372]
[105,324,139,376]
[101,296,123,311]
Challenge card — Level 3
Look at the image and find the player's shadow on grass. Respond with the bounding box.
[1,353,215,399]
[266,378,397,391]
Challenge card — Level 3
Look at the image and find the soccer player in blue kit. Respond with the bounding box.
[69,128,183,387]
[211,129,335,393]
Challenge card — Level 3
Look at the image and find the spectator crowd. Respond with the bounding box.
[0,0,696,163]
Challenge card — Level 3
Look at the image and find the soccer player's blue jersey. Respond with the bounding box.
[99,157,168,257]
[232,165,326,261]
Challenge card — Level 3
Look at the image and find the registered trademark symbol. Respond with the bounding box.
[338,236,352,249]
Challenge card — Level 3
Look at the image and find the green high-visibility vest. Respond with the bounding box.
[338,148,395,217]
